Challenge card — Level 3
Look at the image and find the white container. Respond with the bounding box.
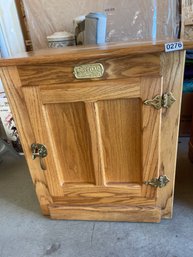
[84,12,107,45]
[47,31,75,48]
[73,16,85,45]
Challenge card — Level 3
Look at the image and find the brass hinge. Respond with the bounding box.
[144,175,170,188]
[144,92,176,110]
[31,143,47,170]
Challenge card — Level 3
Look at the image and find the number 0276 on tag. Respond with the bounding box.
[165,42,184,53]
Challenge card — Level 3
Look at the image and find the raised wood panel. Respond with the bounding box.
[97,98,142,184]
[18,54,160,86]
[44,102,95,185]
[40,79,140,104]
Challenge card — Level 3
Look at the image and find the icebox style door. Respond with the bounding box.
[23,76,162,221]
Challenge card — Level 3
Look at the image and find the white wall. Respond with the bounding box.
[0,0,25,57]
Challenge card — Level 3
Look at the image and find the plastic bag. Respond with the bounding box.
[22,0,179,50]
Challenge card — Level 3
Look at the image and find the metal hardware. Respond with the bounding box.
[144,95,162,110]
[31,143,47,170]
[162,92,176,109]
[73,63,104,79]
[144,175,170,188]
[144,92,176,110]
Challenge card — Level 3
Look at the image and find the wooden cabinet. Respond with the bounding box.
[0,42,190,222]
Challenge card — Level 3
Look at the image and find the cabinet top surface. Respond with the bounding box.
[1,40,193,66]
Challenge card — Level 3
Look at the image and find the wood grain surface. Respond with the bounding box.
[98,98,142,184]
[39,76,160,191]
[49,205,161,222]
[40,79,140,104]
[141,77,162,199]
[44,102,95,185]
[17,54,160,86]
[157,51,186,219]
[51,196,155,207]
[1,40,193,67]
[0,67,53,214]
[22,86,64,197]
[85,102,106,186]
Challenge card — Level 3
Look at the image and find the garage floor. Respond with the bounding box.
[0,138,193,257]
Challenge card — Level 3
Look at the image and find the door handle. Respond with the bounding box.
[31,143,47,170]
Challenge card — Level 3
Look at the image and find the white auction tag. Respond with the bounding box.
[165,42,184,52]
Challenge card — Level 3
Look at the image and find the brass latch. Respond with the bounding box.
[31,143,47,170]
[144,92,176,110]
[144,175,170,188]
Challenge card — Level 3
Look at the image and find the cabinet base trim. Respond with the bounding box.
[48,205,161,223]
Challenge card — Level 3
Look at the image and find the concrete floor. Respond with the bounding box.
[0,138,193,257]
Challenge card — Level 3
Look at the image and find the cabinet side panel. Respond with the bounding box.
[141,77,162,198]
[0,67,52,215]
[159,51,186,219]
[98,98,142,184]
[44,102,95,185]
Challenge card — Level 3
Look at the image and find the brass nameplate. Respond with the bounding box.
[74,63,104,79]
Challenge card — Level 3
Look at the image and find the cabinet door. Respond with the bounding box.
[23,77,162,222]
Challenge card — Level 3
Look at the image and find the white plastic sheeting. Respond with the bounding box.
[22,0,179,50]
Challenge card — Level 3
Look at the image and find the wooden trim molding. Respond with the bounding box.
[0,40,192,66]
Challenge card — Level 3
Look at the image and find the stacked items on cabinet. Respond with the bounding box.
[181,0,193,161]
